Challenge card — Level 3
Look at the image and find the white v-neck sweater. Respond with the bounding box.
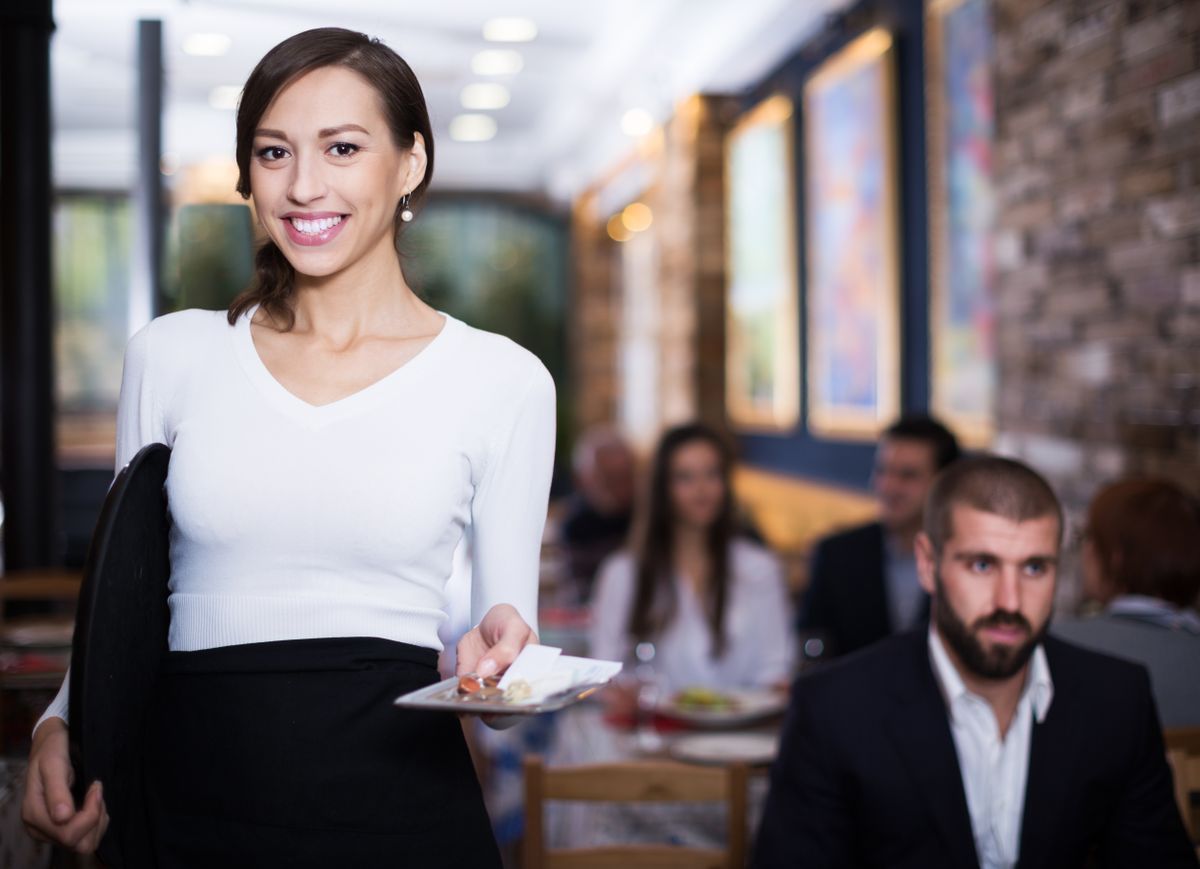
[38,306,556,727]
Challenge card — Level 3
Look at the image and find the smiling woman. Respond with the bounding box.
[23,27,555,869]
[229,30,435,332]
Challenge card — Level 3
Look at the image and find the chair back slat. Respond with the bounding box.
[546,845,728,869]
[541,761,729,802]
[1166,730,1200,842]
[523,756,747,869]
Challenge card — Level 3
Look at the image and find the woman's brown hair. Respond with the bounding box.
[227,27,435,330]
[628,423,736,657]
[1086,478,1200,608]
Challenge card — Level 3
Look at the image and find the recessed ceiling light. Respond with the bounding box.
[208,85,241,111]
[471,49,524,76]
[461,83,510,111]
[183,33,231,57]
[483,17,538,42]
[621,108,655,137]
[450,114,498,142]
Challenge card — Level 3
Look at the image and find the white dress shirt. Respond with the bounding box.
[928,629,1054,869]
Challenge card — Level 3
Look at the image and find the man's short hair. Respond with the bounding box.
[924,455,1063,552]
[883,415,961,471]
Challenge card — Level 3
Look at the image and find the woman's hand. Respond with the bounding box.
[456,603,538,679]
[21,718,109,853]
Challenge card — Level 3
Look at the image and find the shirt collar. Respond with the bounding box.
[928,627,1054,724]
[1106,595,1200,633]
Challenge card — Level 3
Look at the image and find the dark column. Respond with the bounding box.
[1,1,59,570]
[131,18,166,325]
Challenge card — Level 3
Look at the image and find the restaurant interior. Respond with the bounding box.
[2,0,1199,865]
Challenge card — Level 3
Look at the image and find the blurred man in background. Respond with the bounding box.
[798,415,961,657]
[559,427,636,601]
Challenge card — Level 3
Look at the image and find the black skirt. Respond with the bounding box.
[142,637,501,869]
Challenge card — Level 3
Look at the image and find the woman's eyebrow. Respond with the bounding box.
[318,124,369,137]
[253,124,369,140]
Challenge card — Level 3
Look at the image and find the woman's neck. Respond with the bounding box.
[286,244,435,343]
[672,523,710,589]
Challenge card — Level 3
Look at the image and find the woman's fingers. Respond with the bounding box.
[476,607,537,678]
[39,747,76,824]
[56,782,105,852]
[22,771,106,853]
[74,783,109,853]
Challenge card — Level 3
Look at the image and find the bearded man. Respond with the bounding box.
[753,456,1197,869]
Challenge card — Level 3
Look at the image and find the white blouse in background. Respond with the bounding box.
[588,539,794,692]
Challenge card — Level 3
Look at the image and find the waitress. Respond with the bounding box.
[22,27,554,867]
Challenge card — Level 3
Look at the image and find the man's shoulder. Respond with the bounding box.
[814,521,883,554]
[1043,634,1152,697]
[794,630,921,704]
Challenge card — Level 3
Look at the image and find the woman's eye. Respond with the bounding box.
[330,142,359,157]
[256,146,288,161]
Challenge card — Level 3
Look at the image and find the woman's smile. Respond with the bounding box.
[281,211,349,247]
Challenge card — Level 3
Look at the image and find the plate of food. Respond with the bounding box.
[670,732,780,766]
[658,686,787,728]
[395,644,622,716]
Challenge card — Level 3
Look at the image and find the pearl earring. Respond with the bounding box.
[400,193,414,223]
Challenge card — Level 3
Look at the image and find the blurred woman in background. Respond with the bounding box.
[589,423,792,695]
[1054,478,1200,726]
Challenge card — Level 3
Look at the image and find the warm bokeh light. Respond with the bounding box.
[621,202,653,232]
[450,114,499,142]
[606,214,632,242]
[461,83,511,110]
[483,17,538,43]
[471,49,524,76]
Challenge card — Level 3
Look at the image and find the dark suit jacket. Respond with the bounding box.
[800,522,927,656]
[753,631,1198,869]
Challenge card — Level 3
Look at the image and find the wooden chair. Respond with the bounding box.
[0,569,81,752]
[1165,727,1200,843]
[523,755,748,869]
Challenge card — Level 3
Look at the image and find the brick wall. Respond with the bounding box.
[570,96,735,445]
[991,0,1200,514]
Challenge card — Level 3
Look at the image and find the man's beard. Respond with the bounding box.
[933,569,1048,680]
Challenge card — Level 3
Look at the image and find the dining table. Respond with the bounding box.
[537,692,782,852]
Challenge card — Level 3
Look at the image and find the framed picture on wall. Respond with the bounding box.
[926,0,997,446]
[724,94,800,431]
[804,27,901,440]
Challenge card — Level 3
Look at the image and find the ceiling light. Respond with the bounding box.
[461,83,510,111]
[621,108,654,137]
[183,33,231,57]
[471,49,524,76]
[483,17,538,42]
[208,85,241,111]
[621,202,653,233]
[450,114,498,142]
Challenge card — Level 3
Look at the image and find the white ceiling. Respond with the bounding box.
[52,0,850,201]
